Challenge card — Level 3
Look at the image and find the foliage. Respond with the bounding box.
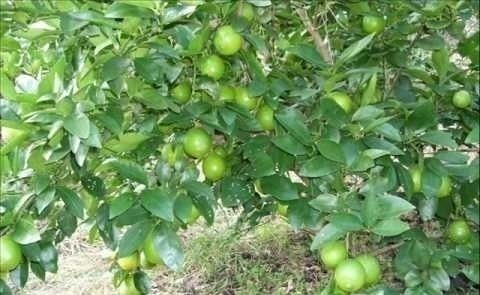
[0,0,479,294]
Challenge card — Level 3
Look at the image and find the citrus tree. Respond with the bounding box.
[1,0,479,294]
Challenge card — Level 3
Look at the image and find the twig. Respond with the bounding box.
[295,8,333,64]
[374,241,404,256]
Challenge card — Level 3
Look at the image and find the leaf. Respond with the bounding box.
[260,175,299,200]
[463,263,480,284]
[309,194,338,212]
[418,197,438,221]
[393,75,416,103]
[377,194,415,219]
[108,159,149,185]
[337,33,375,65]
[105,133,149,153]
[374,123,402,142]
[310,223,345,250]
[329,213,364,231]
[81,174,106,198]
[219,177,253,207]
[431,48,449,81]
[287,44,326,67]
[352,105,384,121]
[109,192,135,219]
[133,271,152,294]
[372,218,410,236]
[118,220,152,257]
[102,56,130,81]
[316,139,345,163]
[249,152,275,177]
[406,100,437,131]
[10,260,28,288]
[57,186,84,219]
[162,5,196,25]
[275,108,313,145]
[11,218,41,244]
[415,34,445,50]
[105,2,154,18]
[466,125,479,144]
[299,155,342,177]
[271,134,308,156]
[363,136,404,155]
[182,180,214,200]
[419,130,457,149]
[149,224,184,271]
[140,189,175,222]
[64,112,90,139]
[39,243,58,273]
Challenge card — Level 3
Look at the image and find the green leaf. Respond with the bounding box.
[309,194,338,212]
[64,112,90,139]
[310,223,345,250]
[182,180,214,200]
[249,152,275,177]
[287,44,326,67]
[271,134,308,156]
[105,132,149,153]
[316,139,345,163]
[39,243,58,273]
[299,155,341,177]
[11,218,41,245]
[102,56,130,81]
[105,2,154,18]
[162,5,196,25]
[109,192,135,219]
[118,220,152,257]
[419,130,457,149]
[329,213,364,231]
[415,34,445,50]
[406,100,437,131]
[463,263,480,284]
[377,194,415,219]
[466,125,479,144]
[108,159,149,185]
[362,193,379,228]
[374,123,402,142]
[219,177,253,207]
[431,47,449,81]
[140,189,175,222]
[372,218,409,236]
[148,224,184,271]
[275,108,313,145]
[363,136,404,155]
[57,186,84,219]
[260,175,299,201]
[81,174,106,198]
[352,105,384,121]
[337,33,375,65]
[393,75,416,103]
[133,271,152,294]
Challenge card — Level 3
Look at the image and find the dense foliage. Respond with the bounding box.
[0,0,479,294]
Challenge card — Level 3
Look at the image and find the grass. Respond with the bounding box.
[19,213,327,295]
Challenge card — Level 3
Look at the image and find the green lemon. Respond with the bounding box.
[235,87,256,110]
[118,276,140,295]
[237,2,255,22]
[362,15,385,34]
[410,166,423,193]
[218,85,235,102]
[117,252,139,271]
[143,232,164,265]
[334,259,366,292]
[319,240,348,269]
[277,204,288,217]
[171,81,192,104]
[452,90,472,109]
[200,55,225,80]
[355,254,381,285]
[447,219,472,244]
[202,152,227,181]
[256,105,275,131]
[183,127,212,159]
[0,235,22,273]
[437,176,452,198]
[213,25,243,56]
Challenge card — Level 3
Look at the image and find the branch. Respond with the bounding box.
[374,241,404,256]
[295,8,333,64]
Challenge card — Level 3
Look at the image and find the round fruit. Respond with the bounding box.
[218,85,235,102]
[327,92,353,114]
[452,90,472,109]
[237,2,255,22]
[362,15,385,34]
[118,277,140,295]
[200,55,225,80]
[187,205,201,224]
[437,176,452,198]
[355,254,381,286]
[334,259,366,292]
[0,235,22,273]
[256,105,275,131]
[447,219,472,244]
[183,127,212,159]
[139,251,156,269]
[410,166,423,193]
[202,153,227,181]
[171,81,192,104]
[319,240,348,269]
[143,232,164,265]
[213,25,243,56]
[117,252,139,271]
[235,87,256,110]
[277,204,288,217]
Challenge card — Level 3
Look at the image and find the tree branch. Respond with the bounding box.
[296,8,333,64]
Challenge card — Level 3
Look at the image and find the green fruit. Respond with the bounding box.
[362,15,385,34]
[319,240,348,269]
[437,176,452,198]
[0,235,22,273]
[355,254,381,285]
[187,205,200,224]
[118,277,140,295]
[213,25,243,56]
[277,204,288,217]
[200,55,225,80]
[447,220,472,244]
[237,2,255,22]
[335,259,366,292]
[171,81,192,104]
[410,166,423,193]
[452,90,472,109]
[139,251,156,269]
[218,85,235,102]
[183,127,212,159]
[328,92,353,114]
[235,87,256,110]
[117,252,139,271]
[256,105,275,131]
[143,232,164,265]
[202,153,227,181]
